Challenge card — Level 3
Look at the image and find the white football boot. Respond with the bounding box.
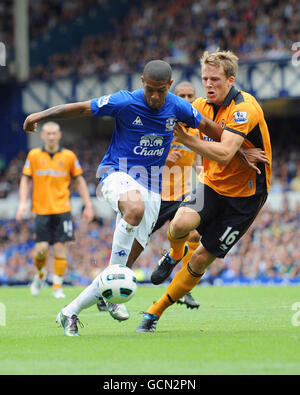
[53,287,66,299]
[106,301,130,321]
[30,273,46,296]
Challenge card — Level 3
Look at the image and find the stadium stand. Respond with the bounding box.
[28,0,298,79]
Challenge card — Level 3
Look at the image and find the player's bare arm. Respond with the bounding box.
[74,175,94,223]
[16,175,31,221]
[178,116,269,172]
[174,123,243,165]
[23,101,92,133]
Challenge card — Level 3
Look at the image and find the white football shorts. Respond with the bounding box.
[100,171,161,248]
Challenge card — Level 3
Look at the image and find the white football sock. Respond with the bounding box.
[62,275,101,317]
[109,218,137,266]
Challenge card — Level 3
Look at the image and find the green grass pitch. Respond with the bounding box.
[0,285,300,375]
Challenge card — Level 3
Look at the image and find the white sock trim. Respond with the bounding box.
[53,274,63,285]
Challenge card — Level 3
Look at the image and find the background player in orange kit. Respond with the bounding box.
[16,121,94,298]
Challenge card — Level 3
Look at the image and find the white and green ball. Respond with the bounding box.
[99,264,137,304]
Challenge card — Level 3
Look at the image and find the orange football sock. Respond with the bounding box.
[53,257,67,290]
[147,264,204,317]
[181,241,200,268]
[34,256,47,279]
[167,227,190,261]
[54,257,67,277]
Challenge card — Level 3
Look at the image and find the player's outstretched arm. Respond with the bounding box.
[193,116,270,173]
[23,101,92,133]
[174,123,243,165]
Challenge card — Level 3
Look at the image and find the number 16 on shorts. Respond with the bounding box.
[219,226,240,252]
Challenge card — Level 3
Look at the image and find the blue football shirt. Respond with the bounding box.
[90,89,202,193]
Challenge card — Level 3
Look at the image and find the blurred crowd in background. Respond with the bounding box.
[1,0,299,79]
[1,136,300,200]
[0,137,300,285]
[29,0,300,79]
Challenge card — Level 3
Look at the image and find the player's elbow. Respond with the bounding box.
[219,156,232,166]
[217,150,235,166]
[218,158,229,166]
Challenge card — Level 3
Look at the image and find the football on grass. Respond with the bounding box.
[99,264,137,304]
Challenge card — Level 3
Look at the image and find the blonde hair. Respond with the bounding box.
[201,50,239,78]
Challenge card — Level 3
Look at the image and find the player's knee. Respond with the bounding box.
[119,191,145,225]
[189,246,215,273]
[35,240,51,262]
[188,230,200,243]
[170,218,190,237]
[123,201,145,225]
[35,247,48,261]
[172,207,200,236]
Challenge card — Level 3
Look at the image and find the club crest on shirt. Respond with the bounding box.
[165,117,177,131]
[192,106,200,118]
[97,95,111,108]
[233,111,248,124]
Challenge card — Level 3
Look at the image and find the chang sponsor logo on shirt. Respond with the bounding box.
[133,134,165,156]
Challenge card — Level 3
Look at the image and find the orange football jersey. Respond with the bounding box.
[22,147,83,215]
[193,87,272,197]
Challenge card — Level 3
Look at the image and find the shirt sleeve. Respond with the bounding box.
[224,102,258,138]
[90,90,131,118]
[70,153,83,178]
[22,152,32,177]
[177,98,202,128]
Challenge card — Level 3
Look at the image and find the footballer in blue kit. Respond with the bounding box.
[23,60,224,335]
[90,88,202,193]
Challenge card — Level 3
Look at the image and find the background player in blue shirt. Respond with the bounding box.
[24,60,267,336]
